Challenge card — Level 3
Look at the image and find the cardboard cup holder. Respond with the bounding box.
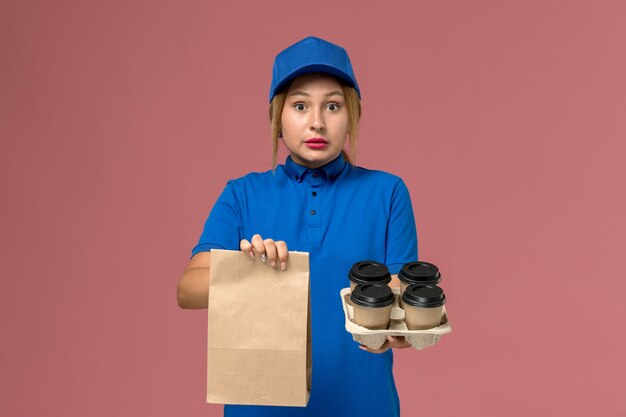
[340,287,451,350]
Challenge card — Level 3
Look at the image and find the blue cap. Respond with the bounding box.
[269,36,361,102]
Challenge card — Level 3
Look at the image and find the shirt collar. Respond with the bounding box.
[283,153,347,182]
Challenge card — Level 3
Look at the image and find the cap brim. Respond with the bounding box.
[272,64,359,98]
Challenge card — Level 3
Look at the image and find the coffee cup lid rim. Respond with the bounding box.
[348,261,391,285]
[402,284,446,308]
[398,261,441,284]
[350,284,394,308]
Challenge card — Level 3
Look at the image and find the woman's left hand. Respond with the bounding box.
[359,336,412,354]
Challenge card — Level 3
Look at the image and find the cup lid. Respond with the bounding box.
[350,284,395,308]
[402,284,446,308]
[398,261,441,285]
[348,261,391,285]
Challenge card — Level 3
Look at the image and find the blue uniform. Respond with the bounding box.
[193,153,418,417]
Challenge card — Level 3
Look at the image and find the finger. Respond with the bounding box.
[240,239,254,259]
[263,238,278,267]
[359,345,389,355]
[250,234,265,258]
[359,340,390,354]
[388,335,401,344]
[275,241,289,271]
[388,336,411,349]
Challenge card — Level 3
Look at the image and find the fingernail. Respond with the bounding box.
[271,261,276,267]
[249,251,254,259]
[281,262,286,271]
[358,346,367,351]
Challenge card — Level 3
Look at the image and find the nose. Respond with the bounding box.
[309,108,325,131]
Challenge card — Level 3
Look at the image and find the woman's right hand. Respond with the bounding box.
[240,234,289,271]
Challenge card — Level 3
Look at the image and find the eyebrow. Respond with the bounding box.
[287,90,345,97]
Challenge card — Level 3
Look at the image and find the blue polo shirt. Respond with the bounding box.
[193,153,418,417]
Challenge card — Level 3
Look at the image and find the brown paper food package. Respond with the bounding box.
[207,249,311,407]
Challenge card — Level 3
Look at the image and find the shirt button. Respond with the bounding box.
[310,210,316,215]
[312,191,317,196]
[312,172,318,178]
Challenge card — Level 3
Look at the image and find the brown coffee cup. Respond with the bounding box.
[402,284,446,330]
[350,284,394,330]
[398,261,441,307]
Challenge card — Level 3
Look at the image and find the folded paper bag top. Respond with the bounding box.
[207,249,311,407]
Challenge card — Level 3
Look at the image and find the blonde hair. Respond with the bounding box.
[269,83,361,169]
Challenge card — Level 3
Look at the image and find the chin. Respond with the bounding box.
[293,149,340,168]
[310,154,334,164]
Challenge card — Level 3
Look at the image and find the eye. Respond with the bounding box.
[327,103,340,111]
[294,103,306,111]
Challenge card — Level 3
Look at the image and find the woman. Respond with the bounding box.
[178,36,418,417]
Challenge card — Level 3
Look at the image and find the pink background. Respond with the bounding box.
[2,1,625,416]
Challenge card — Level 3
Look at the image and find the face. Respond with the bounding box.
[281,73,349,169]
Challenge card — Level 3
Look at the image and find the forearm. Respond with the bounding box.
[389,274,400,288]
[177,267,210,309]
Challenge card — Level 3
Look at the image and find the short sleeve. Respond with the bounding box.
[191,181,243,257]
[385,179,418,274]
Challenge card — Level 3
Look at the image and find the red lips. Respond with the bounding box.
[305,138,328,143]
[304,138,328,149]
